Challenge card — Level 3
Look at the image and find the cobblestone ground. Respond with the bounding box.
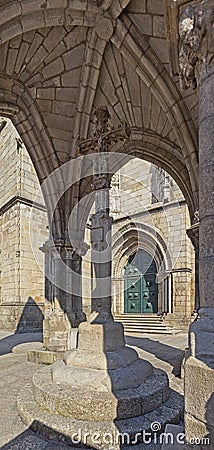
[0,331,188,449]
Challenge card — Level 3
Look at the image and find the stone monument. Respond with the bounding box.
[18,108,183,448]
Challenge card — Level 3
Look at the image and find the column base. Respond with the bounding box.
[17,318,184,448]
[17,370,182,449]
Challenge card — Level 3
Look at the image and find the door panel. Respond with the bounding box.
[124,250,158,314]
[124,275,142,313]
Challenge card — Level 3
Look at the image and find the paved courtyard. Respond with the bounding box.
[0,330,188,449]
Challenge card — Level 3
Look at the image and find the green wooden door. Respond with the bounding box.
[124,266,142,313]
[124,250,158,314]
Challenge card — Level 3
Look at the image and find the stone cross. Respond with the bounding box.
[78,106,130,322]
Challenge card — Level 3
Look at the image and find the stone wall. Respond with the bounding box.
[0,118,48,332]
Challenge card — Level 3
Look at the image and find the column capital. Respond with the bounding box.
[179,0,214,89]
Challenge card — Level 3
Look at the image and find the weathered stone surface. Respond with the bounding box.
[52,357,152,392]
[17,378,180,449]
[185,413,213,445]
[130,13,152,35]
[127,0,146,14]
[185,355,214,420]
[153,15,166,38]
[63,45,85,70]
[42,57,64,79]
[77,321,125,352]
[27,349,64,364]
[65,345,138,370]
[43,306,71,352]
[147,0,164,15]
[33,365,145,421]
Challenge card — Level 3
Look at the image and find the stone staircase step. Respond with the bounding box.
[124,327,181,334]
[114,315,181,335]
[31,366,170,421]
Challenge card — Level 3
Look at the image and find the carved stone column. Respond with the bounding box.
[41,240,70,353]
[91,152,113,322]
[40,239,54,305]
[179,1,214,442]
[63,245,86,326]
[40,239,87,353]
[23,108,176,448]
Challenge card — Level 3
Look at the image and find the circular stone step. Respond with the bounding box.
[17,383,182,449]
[32,365,169,421]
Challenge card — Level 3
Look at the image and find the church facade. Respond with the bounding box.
[111,160,195,330]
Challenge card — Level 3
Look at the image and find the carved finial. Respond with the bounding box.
[179,1,214,89]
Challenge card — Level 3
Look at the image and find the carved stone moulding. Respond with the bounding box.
[178,0,214,89]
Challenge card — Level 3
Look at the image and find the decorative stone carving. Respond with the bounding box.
[77,107,130,155]
[95,14,114,40]
[179,0,214,89]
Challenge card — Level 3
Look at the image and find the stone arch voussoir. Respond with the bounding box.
[112,222,172,279]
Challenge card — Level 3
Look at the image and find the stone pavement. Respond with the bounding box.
[0,331,188,449]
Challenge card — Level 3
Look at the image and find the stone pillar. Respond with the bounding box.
[63,245,86,326]
[91,152,113,322]
[40,240,54,305]
[41,240,70,353]
[179,1,214,442]
[47,109,157,446]
[62,245,74,324]
[41,239,86,352]
[187,217,199,311]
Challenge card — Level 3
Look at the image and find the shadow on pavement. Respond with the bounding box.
[0,424,94,449]
[0,331,42,356]
[125,335,185,377]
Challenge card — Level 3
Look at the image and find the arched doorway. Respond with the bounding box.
[124,250,158,314]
